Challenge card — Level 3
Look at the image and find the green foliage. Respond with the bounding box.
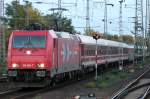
[121,35,134,44]
[106,34,134,44]
[112,35,119,41]
[84,28,97,36]
[97,71,128,88]
[0,67,7,78]
[84,28,134,44]
[85,82,96,88]
[0,59,6,78]
[43,14,75,33]
[145,37,150,54]
[5,1,43,29]
[84,69,130,89]
[136,57,150,68]
[84,58,150,89]
[110,69,120,75]
[5,1,75,33]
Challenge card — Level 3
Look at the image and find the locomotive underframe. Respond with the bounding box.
[8,69,50,82]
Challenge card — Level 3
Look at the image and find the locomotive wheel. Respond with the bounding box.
[76,71,84,81]
[50,78,56,87]
[51,81,56,87]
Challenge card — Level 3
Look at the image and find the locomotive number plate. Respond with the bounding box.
[22,64,34,68]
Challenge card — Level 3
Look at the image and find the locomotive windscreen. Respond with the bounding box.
[13,36,46,48]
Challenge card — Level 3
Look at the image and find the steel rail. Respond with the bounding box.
[140,86,150,99]
[111,67,150,99]
[0,88,21,96]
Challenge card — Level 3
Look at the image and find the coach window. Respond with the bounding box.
[85,46,87,56]
[100,46,103,55]
[124,48,128,54]
[101,46,104,55]
[87,48,89,56]
[86,49,88,56]
[107,46,110,54]
[81,49,84,56]
[115,48,117,54]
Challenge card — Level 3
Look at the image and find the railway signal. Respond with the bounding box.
[92,32,102,80]
[92,32,102,40]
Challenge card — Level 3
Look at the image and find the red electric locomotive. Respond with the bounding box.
[7,30,80,87]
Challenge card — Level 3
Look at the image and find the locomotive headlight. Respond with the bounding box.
[26,50,31,55]
[12,63,19,68]
[40,63,45,68]
[37,63,45,68]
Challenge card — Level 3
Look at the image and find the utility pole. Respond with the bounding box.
[134,0,144,62]
[14,0,18,29]
[86,0,90,32]
[0,0,6,62]
[104,0,107,37]
[50,0,67,31]
[22,0,30,26]
[57,0,62,30]
[58,0,62,14]
[148,0,150,55]
[119,0,124,70]
[94,1,113,36]
[145,0,150,56]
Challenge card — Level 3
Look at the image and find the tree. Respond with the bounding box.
[84,28,97,36]
[145,37,150,55]
[121,35,134,44]
[5,1,43,29]
[112,35,119,41]
[43,13,75,33]
[5,1,75,33]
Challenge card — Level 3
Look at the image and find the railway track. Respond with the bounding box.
[111,66,150,99]
[0,78,7,83]
[0,81,79,99]
[140,86,150,99]
[0,73,8,83]
[0,88,22,99]
[0,63,148,99]
[0,88,47,99]
[0,74,91,99]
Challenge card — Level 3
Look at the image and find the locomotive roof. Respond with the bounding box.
[50,30,80,41]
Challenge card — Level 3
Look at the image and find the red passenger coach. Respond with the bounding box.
[7,30,80,87]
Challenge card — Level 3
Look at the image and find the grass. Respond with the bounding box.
[85,69,130,88]
[85,57,150,89]
[85,82,96,88]
[135,57,150,69]
[98,69,129,88]
[0,67,7,78]
[0,60,7,78]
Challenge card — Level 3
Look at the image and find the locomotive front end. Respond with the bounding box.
[7,31,52,87]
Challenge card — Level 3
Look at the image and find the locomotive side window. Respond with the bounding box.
[13,36,46,48]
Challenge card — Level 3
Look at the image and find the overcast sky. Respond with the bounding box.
[4,0,146,35]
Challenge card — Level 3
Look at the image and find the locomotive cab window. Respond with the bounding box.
[13,36,46,48]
